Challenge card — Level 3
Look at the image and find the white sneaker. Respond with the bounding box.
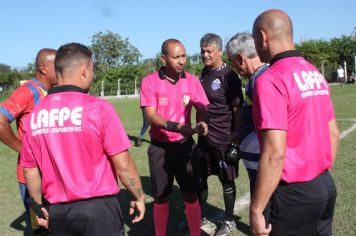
[200,217,217,235]
[214,220,236,236]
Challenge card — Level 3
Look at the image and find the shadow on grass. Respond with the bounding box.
[10,211,32,236]
[118,176,251,236]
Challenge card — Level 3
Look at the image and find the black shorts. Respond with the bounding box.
[148,137,200,199]
[48,195,125,236]
[267,171,337,236]
[197,138,238,182]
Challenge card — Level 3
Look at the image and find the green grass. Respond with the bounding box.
[0,84,355,236]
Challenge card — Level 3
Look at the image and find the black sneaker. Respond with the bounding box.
[214,220,236,236]
[135,136,142,147]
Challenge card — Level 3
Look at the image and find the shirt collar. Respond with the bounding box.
[48,85,88,95]
[158,67,186,80]
[270,50,303,66]
[31,78,47,91]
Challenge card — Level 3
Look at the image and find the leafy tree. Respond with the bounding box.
[296,36,356,81]
[92,64,153,96]
[330,35,356,74]
[296,39,337,81]
[296,40,336,67]
[0,63,11,74]
[0,63,17,86]
[90,31,142,74]
[189,53,202,65]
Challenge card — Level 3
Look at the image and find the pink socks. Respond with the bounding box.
[153,202,169,236]
[185,200,201,236]
[154,200,201,236]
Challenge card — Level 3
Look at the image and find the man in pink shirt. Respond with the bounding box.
[140,39,209,236]
[249,10,340,236]
[21,43,145,235]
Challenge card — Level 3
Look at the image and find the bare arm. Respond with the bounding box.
[144,106,195,136]
[24,167,42,205]
[328,119,339,163]
[112,150,145,223]
[0,113,21,153]
[24,167,49,228]
[250,129,286,235]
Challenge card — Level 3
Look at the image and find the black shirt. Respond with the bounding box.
[200,63,244,146]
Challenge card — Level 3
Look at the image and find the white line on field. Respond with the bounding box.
[340,122,356,140]
[232,120,356,214]
[234,192,251,214]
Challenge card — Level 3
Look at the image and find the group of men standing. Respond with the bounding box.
[0,9,339,236]
[139,8,339,236]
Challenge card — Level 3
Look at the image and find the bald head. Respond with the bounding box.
[35,48,57,72]
[161,39,183,56]
[253,9,293,41]
[252,9,295,62]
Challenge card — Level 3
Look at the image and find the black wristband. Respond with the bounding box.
[164,121,179,132]
[28,197,45,219]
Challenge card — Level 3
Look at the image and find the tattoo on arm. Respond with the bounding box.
[121,170,143,198]
[135,188,143,198]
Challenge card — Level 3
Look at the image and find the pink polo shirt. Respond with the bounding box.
[253,53,335,183]
[20,86,131,203]
[140,70,209,142]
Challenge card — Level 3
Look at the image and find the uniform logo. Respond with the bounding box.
[30,107,83,136]
[51,96,61,101]
[211,78,221,91]
[293,70,329,98]
[182,95,190,106]
[158,97,168,106]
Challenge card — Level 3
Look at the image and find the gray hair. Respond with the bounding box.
[226,32,257,59]
[200,33,222,50]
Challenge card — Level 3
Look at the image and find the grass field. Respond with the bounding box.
[0,84,355,236]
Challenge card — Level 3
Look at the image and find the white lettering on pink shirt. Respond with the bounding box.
[293,70,329,98]
[30,107,83,136]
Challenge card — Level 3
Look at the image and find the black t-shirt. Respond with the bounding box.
[200,63,244,146]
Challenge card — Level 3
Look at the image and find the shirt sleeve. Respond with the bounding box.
[100,102,132,157]
[191,76,209,109]
[140,76,157,108]
[0,86,33,122]
[225,71,244,108]
[20,128,37,168]
[253,74,288,131]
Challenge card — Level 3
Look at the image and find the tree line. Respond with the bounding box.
[1,31,355,96]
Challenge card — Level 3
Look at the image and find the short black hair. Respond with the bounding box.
[55,43,92,76]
